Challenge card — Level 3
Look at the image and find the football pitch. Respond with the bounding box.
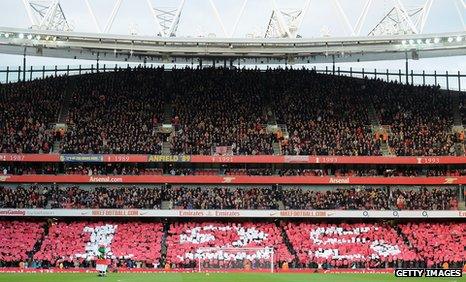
[0,273,464,282]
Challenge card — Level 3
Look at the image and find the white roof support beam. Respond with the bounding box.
[146,0,165,36]
[24,0,71,31]
[230,0,248,38]
[332,0,355,36]
[394,0,419,34]
[455,0,466,31]
[22,0,37,26]
[103,0,122,33]
[294,0,312,37]
[209,0,228,37]
[271,0,292,38]
[460,0,466,9]
[167,0,185,37]
[84,0,121,34]
[85,0,101,33]
[39,1,58,28]
[354,0,372,36]
[418,0,433,33]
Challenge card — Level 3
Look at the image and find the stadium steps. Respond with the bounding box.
[157,104,175,135]
[163,104,173,124]
[159,221,170,267]
[367,104,381,127]
[380,142,392,156]
[57,84,74,124]
[272,142,281,155]
[28,221,50,262]
[161,200,171,209]
[265,107,285,155]
[450,91,465,155]
[277,222,299,266]
[368,103,394,156]
[277,200,285,210]
[162,142,172,155]
[451,91,462,126]
[49,80,75,153]
[266,107,277,125]
[453,143,465,156]
[392,224,423,258]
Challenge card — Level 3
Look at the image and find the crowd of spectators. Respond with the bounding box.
[370,81,455,156]
[0,184,460,210]
[271,71,381,156]
[165,186,280,209]
[35,221,164,267]
[169,68,275,155]
[63,164,162,176]
[0,221,44,264]
[0,185,162,209]
[0,220,464,270]
[0,185,49,208]
[59,69,166,154]
[284,222,419,268]
[0,77,67,153]
[391,187,458,210]
[399,223,465,268]
[281,187,389,210]
[3,163,465,178]
[165,222,292,268]
[48,185,162,209]
[0,68,460,156]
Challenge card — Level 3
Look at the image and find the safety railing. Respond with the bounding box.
[0,63,464,92]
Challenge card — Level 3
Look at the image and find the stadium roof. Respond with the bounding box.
[0,26,465,64]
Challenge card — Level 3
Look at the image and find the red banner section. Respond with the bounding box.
[1,154,466,164]
[0,267,394,273]
[193,155,466,164]
[0,175,464,184]
[0,154,60,162]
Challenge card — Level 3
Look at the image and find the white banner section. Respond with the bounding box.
[0,209,465,218]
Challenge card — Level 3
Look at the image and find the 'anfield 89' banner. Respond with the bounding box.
[147,155,191,162]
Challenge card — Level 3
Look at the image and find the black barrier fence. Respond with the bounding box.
[0,63,464,92]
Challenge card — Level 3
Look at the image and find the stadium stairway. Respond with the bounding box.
[450,90,465,156]
[451,90,463,126]
[392,223,427,267]
[277,221,299,266]
[51,80,75,153]
[265,107,285,155]
[393,224,415,250]
[272,142,282,155]
[368,103,394,156]
[277,200,285,210]
[27,221,50,263]
[159,221,170,268]
[161,200,171,209]
[163,104,173,125]
[162,142,172,155]
[57,87,72,124]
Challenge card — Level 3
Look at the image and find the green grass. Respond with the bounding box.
[0,273,464,282]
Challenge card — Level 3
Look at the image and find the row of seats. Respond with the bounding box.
[0,221,464,268]
[0,185,459,210]
[4,164,466,178]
